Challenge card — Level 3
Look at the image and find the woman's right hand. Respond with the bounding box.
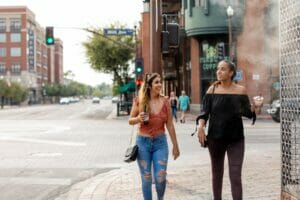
[197,126,207,146]
[137,112,145,123]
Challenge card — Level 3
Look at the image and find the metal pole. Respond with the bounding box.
[228,16,232,61]
[134,25,138,96]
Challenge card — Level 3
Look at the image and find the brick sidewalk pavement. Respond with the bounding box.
[58,150,280,200]
[55,111,280,200]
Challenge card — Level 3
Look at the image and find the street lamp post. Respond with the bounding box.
[227,5,234,61]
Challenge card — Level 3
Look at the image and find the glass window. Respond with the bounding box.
[11,47,21,57]
[11,63,21,74]
[0,48,6,57]
[0,63,5,74]
[0,33,6,42]
[10,33,21,42]
[0,18,6,33]
[10,18,21,33]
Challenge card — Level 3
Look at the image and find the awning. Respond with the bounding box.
[118,81,136,93]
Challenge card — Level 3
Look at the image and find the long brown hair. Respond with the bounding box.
[138,73,161,112]
[212,60,237,86]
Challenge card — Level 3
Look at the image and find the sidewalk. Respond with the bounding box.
[56,111,280,200]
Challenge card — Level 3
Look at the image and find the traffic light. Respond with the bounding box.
[135,58,144,74]
[161,31,169,54]
[217,42,225,61]
[167,23,179,48]
[135,79,143,87]
[45,27,55,45]
[135,77,143,91]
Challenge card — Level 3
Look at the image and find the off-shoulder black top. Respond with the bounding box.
[198,94,256,142]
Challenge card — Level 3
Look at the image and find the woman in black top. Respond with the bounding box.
[197,60,256,200]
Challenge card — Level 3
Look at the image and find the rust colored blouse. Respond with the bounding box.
[134,96,169,137]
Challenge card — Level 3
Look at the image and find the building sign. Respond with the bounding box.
[27,29,35,71]
[200,46,230,70]
[200,46,218,70]
[252,74,260,80]
[234,69,243,81]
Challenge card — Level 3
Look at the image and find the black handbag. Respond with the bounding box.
[124,125,139,163]
[124,145,138,163]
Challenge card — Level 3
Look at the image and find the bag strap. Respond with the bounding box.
[129,125,137,146]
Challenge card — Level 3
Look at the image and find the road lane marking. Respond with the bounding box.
[31,152,63,157]
[0,177,71,185]
[0,137,86,146]
[0,126,71,134]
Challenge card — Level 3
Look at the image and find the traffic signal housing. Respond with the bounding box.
[45,27,55,45]
[135,58,144,74]
[135,76,143,91]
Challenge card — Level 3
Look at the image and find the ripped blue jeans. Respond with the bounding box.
[136,134,169,200]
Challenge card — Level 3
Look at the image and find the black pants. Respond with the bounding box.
[208,139,244,200]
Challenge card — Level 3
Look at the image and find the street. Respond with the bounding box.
[0,100,124,200]
[0,101,280,200]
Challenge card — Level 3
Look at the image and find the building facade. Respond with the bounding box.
[138,0,279,113]
[0,6,64,103]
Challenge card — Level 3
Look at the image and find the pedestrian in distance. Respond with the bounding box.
[253,93,264,115]
[128,73,180,200]
[179,90,190,123]
[169,91,179,122]
[197,60,256,200]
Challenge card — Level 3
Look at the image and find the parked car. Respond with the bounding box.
[112,96,120,103]
[92,97,100,103]
[267,99,280,123]
[59,97,70,105]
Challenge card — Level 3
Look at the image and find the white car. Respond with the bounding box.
[59,97,70,105]
[92,97,100,103]
[111,96,120,103]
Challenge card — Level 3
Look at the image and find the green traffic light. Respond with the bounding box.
[47,37,54,44]
[136,67,142,73]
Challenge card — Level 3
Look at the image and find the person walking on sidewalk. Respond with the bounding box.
[169,91,179,122]
[128,73,180,200]
[197,60,256,200]
[178,90,190,123]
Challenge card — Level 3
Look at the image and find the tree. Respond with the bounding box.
[0,79,8,109]
[6,82,27,105]
[83,24,135,92]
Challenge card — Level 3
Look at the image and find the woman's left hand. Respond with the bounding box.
[250,103,255,112]
[172,145,180,160]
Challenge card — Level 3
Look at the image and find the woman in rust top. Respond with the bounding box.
[129,73,180,200]
[197,60,256,200]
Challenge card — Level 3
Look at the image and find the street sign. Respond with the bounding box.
[103,28,134,36]
[234,69,243,81]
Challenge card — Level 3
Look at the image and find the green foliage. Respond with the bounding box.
[0,79,9,97]
[6,82,28,104]
[96,83,112,97]
[45,83,61,97]
[92,88,101,97]
[83,24,135,90]
[44,81,110,98]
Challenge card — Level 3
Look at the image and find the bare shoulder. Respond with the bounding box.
[234,84,247,95]
[206,85,215,94]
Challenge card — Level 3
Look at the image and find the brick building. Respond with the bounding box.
[0,6,63,103]
[138,0,279,113]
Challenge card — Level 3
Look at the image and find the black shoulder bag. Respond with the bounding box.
[124,125,138,163]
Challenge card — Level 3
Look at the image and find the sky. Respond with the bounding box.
[1,0,143,86]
